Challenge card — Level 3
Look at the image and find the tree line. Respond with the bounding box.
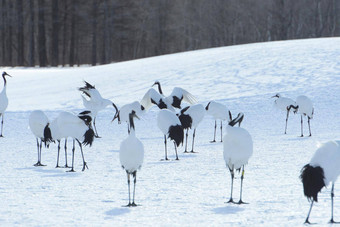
[0,0,339,67]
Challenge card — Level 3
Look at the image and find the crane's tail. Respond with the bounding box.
[83,128,95,147]
[43,123,53,148]
[300,164,325,202]
[168,125,184,147]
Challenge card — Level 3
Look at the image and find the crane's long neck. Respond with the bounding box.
[155,82,163,95]
[129,114,136,135]
[2,75,7,87]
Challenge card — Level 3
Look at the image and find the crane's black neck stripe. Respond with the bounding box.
[205,102,211,110]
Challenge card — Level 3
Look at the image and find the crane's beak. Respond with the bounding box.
[111,112,121,124]
[4,72,12,77]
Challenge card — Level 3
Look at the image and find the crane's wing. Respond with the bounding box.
[171,87,197,105]
[140,88,163,111]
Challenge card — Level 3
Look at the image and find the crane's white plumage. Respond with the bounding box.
[152,81,197,109]
[166,87,197,108]
[206,100,232,142]
[157,109,184,160]
[57,111,94,172]
[0,72,11,137]
[272,93,296,134]
[295,95,314,137]
[50,117,69,168]
[223,126,253,170]
[116,101,145,133]
[223,115,253,204]
[178,104,205,152]
[79,81,119,137]
[29,110,53,166]
[140,88,175,111]
[119,111,144,206]
[300,141,340,224]
[296,95,314,118]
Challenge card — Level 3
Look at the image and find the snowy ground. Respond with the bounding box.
[1,38,340,226]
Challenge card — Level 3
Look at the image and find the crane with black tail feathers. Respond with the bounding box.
[57,111,95,172]
[157,109,184,160]
[223,113,252,205]
[119,110,144,207]
[29,110,53,166]
[177,104,205,153]
[300,141,340,224]
[78,80,119,138]
[0,72,12,137]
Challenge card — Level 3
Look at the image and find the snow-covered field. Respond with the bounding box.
[1,38,340,226]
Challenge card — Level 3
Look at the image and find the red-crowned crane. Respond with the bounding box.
[79,81,119,138]
[206,101,233,142]
[0,72,12,137]
[119,111,144,207]
[300,141,340,224]
[140,88,175,112]
[272,93,297,134]
[157,109,184,160]
[177,104,205,153]
[57,111,95,172]
[29,110,53,166]
[223,113,252,204]
[152,81,197,109]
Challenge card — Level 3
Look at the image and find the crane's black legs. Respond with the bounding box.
[132,172,137,206]
[210,120,217,143]
[56,140,61,167]
[174,141,179,160]
[285,109,290,134]
[304,200,314,224]
[77,140,88,171]
[300,115,304,137]
[34,138,46,166]
[190,129,198,153]
[67,140,76,172]
[308,117,312,137]
[126,172,131,206]
[184,129,189,153]
[329,183,340,223]
[64,138,69,167]
[163,135,169,160]
[226,166,234,203]
[0,114,4,137]
[220,121,223,142]
[237,166,248,204]
[124,171,138,207]
[93,117,101,138]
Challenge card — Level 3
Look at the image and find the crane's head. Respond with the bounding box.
[152,81,160,87]
[78,111,93,126]
[2,71,12,78]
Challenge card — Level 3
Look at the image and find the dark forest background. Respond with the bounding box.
[0,0,339,67]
